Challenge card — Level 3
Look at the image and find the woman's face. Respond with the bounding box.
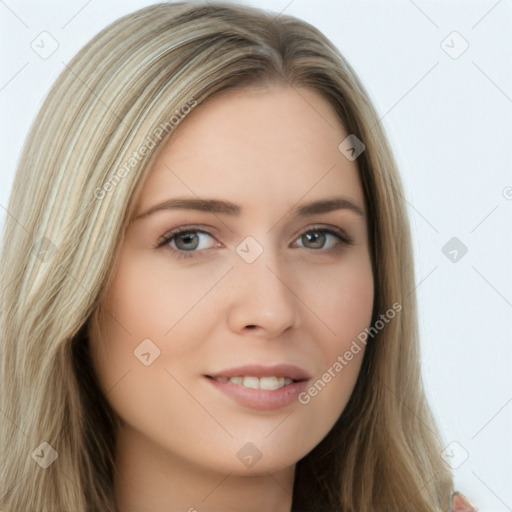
[90,84,373,478]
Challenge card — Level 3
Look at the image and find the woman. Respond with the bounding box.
[0,2,476,511]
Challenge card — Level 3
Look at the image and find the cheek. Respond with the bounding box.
[88,250,230,393]
[298,253,374,347]
[87,254,166,394]
[107,251,231,338]
[294,254,373,404]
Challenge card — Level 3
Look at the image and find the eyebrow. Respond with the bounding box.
[133,196,365,221]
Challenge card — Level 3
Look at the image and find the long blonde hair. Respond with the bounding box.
[0,2,453,510]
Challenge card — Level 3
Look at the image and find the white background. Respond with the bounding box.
[1,1,511,510]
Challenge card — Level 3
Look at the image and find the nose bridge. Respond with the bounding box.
[227,236,301,335]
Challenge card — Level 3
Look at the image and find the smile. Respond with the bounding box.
[210,376,294,390]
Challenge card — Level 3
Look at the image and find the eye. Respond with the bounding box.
[156,226,218,259]
[293,226,351,251]
[156,224,352,260]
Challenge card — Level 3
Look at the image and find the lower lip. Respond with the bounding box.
[205,377,308,411]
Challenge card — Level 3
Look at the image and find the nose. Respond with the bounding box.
[226,249,302,337]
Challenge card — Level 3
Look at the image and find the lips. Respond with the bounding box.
[204,364,311,411]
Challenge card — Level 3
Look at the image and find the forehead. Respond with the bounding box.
[136,85,364,215]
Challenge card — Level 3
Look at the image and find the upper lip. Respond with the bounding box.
[205,364,311,381]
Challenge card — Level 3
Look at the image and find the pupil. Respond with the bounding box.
[304,231,325,249]
[176,233,199,250]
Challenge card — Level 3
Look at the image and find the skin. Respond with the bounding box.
[89,83,374,512]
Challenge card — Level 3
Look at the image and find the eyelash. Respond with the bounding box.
[155,224,353,260]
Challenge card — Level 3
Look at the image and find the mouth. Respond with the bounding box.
[204,364,310,410]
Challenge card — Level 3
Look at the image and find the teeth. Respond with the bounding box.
[258,376,285,390]
[242,376,260,389]
[214,376,294,390]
